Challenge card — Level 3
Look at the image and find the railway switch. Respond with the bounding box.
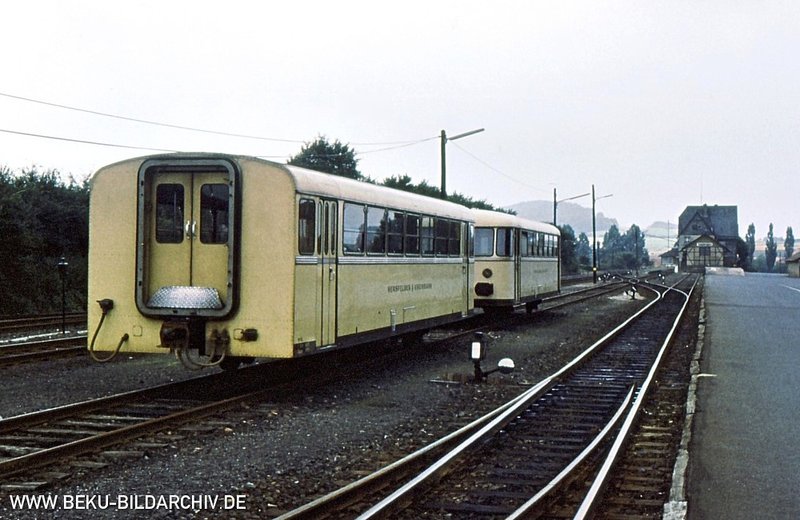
[470,332,515,383]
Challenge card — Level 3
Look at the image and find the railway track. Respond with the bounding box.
[0,336,87,367]
[540,279,629,311]
[275,275,697,519]
[0,313,87,335]
[0,276,652,500]
[0,370,264,487]
[0,278,644,493]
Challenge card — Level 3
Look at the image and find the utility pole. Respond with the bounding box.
[591,185,613,283]
[440,128,484,200]
[592,185,597,283]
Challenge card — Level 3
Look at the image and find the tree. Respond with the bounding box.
[576,232,592,269]
[765,223,778,272]
[381,174,507,211]
[558,225,579,274]
[600,225,623,269]
[0,166,89,315]
[745,223,756,270]
[622,224,649,273]
[785,226,795,262]
[288,136,363,180]
[598,223,649,272]
[735,237,749,269]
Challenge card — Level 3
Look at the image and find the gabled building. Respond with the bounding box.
[788,251,800,278]
[667,205,740,271]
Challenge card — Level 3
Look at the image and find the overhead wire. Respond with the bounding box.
[449,141,551,196]
[0,91,305,144]
[1,91,550,196]
[0,91,434,150]
[354,136,439,155]
[0,128,179,153]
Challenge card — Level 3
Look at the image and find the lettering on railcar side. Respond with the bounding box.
[387,283,433,293]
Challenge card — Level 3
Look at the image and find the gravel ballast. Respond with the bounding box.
[0,287,658,519]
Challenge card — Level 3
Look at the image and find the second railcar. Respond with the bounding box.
[88,153,475,368]
[472,209,561,312]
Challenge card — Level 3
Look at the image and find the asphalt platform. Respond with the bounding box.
[665,271,800,519]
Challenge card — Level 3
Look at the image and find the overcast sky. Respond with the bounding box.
[2,1,798,243]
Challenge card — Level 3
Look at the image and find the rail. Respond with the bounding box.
[277,275,697,518]
[0,313,87,334]
[0,335,87,367]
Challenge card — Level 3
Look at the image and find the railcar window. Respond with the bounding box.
[298,198,316,255]
[448,221,461,256]
[468,223,475,257]
[537,233,545,256]
[496,227,513,257]
[474,227,494,257]
[421,217,435,256]
[435,219,450,255]
[387,211,405,255]
[329,202,337,255]
[318,202,323,254]
[553,235,559,257]
[343,203,365,254]
[200,184,229,244]
[155,184,184,243]
[405,214,420,255]
[366,207,387,254]
[521,231,531,257]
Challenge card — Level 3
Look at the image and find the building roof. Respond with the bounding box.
[678,205,739,239]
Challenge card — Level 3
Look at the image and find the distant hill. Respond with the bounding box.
[643,221,679,255]
[506,200,617,237]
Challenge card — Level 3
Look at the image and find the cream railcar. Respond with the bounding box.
[88,153,475,368]
[472,209,560,312]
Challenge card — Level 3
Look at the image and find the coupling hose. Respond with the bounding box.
[88,300,128,362]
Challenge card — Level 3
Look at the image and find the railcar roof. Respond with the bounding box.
[471,208,560,235]
[92,153,474,222]
[284,163,474,221]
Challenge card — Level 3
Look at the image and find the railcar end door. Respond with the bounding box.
[139,162,235,317]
